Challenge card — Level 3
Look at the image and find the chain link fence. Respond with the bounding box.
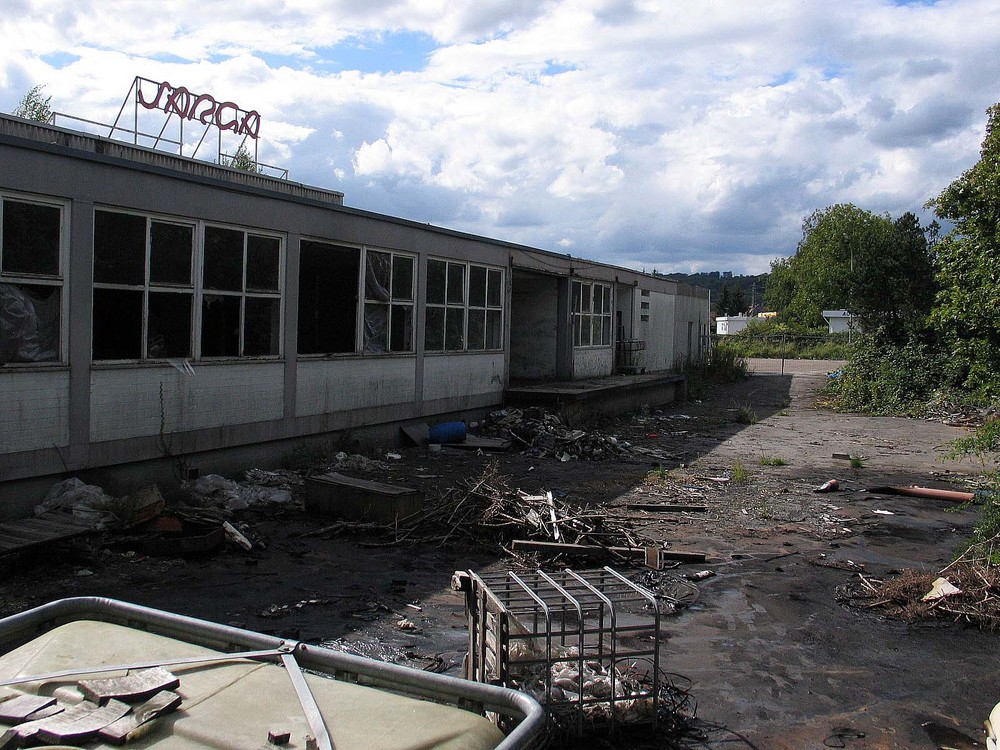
[713,333,850,375]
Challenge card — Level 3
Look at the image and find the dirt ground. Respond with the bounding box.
[1,366,995,749]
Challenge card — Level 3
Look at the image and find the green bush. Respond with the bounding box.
[827,333,962,415]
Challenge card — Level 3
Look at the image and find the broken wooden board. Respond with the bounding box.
[98,690,182,745]
[0,512,98,557]
[35,699,131,744]
[442,435,510,451]
[0,694,56,723]
[79,667,179,704]
[305,472,423,524]
[626,503,708,513]
[512,539,707,566]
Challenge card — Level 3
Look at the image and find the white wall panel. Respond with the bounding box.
[423,354,504,402]
[0,371,69,453]
[91,363,284,442]
[296,357,416,418]
[573,347,614,379]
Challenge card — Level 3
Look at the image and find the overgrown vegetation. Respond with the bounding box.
[681,343,749,400]
[729,458,751,484]
[13,84,52,122]
[759,455,788,467]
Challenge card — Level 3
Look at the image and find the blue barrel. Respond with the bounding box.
[427,421,467,443]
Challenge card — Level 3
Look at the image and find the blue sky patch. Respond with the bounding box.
[40,52,80,69]
[310,30,438,74]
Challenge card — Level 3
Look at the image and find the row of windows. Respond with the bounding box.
[572,280,613,347]
[0,196,518,365]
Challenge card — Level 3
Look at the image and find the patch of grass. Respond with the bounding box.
[759,455,788,467]
[734,403,758,425]
[644,467,672,485]
[849,454,865,469]
[730,458,752,484]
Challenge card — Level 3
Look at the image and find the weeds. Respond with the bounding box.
[759,455,788,467]
[849,454,865,469]
[734,403,757,425]
[730,458,752,484]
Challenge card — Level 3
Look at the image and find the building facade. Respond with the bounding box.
[0,115,709,517]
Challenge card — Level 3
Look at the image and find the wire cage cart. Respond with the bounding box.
[460,567,663,738]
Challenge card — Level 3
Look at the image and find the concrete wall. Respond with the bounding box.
[637,288,676,372]
[673,286,709,367]
[296,357,416,417]
[509,271,559,380]
[424,353,505,401]
[573,346,614,379]
[0,369,70,453]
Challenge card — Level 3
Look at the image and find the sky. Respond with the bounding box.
[1,1,998,275]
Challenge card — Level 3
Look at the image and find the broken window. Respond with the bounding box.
[201,226,281,358]
[0,196,63,364]
[363,250,414,353]
[425,260,503,353]
[298,240,360,355]
[572,281,612,347]
[93,210,195,360]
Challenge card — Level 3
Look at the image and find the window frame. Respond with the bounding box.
[572,280,613,348]
[0,192,69,365]
[92,208,197,362]
[424,258,505,353]
[362,247,417,354]
[199,222,284,360]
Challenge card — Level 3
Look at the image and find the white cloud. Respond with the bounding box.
[2,0,999,274]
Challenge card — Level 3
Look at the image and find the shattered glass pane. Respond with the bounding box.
[468,308,485,350]
[469,265,487,307]
[487,269,502,307]
[2,200,60,277]
[150,222,193,285]
[201,294,240,356]
[427,260,447,304]
[572,281,582,314]
[425,306,444,350]
[247,235,280,291]
[392,255,414,301]
[447,263,465,305]
[203,227,244,292]
[0,283,60,364]
[581,283,592,313]
[486,309,502,349]
[148,292,192,358]
[602,285,612,314]
[244,297,280,356]
[445,307,465,350]
[592,315,602,346]
[92,288,142,360]
[94,210,145,285]
[364,302,389,352]
[366,250,391,302]
[390,304,413,352]
[602,316,612,346]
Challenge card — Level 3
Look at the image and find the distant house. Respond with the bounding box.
[716,315,751,335]
[821,310,858,334]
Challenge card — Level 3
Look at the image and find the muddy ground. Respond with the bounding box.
[1,367,995,749]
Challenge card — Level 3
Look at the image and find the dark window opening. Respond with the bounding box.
[0,283,60,364]
[204,227,244,291]
[247,235,280,291]
[148,292,192,358]
[298,241,359,354]
[2,200,60,276]
[94,211,145,285]
[93,288,143,360]
[244,296,280,356]
[150,222,193,285]
[201,294,241,357]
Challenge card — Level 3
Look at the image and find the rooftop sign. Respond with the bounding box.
[137,78,260,139]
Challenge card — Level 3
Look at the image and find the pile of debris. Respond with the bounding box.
[839,537,1000,631]
[482,409,674,462]
[396,461,643,555]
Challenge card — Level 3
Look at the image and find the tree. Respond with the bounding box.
[764,204,937,337]
[729,286,748,316]
[222,144,261,173]
[715,284,733,317]
[12,84,52,122]
[928,103,1000,397]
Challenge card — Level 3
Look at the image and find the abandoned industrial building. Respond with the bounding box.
[0,112,710,517]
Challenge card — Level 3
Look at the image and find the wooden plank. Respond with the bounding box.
[98,690,182,745]
[35,699,131,744]
[626,503,708,512]
[79,667,179,703]
[0,513,98,556]
[0,694,56,723]
[512,539,707,564]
